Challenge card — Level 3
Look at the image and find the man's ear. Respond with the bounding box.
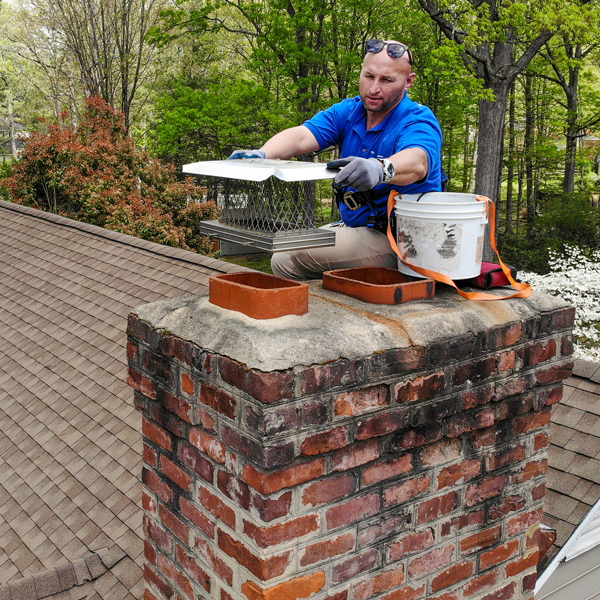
[406,73,416,89]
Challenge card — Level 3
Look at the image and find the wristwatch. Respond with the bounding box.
[378,158,395,183]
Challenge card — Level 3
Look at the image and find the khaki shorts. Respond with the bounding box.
[271,223,398,280]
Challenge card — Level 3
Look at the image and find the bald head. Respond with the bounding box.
[359,40,415,127]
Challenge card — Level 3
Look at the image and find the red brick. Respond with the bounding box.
[326,495,380,530]
[142,491,157,515]
[505,550,538,577]
[452,357,496,386]
[200,382,237,418]
[488,496,526,521]
[363,455,413,486]
[388,529,434,562]
[408,545,454,577]
[198,408,216,432]
[462,386,495,410]
[181,372,195,396]
[242,459,326,495]
[178,442,214,484]
[494,375,533,402]
[219,355,247,390]
[162,335,200,367]
[480,582,516,600]
[302,474,357,507]
[535,432,550,451]
[332,549,379,583]
[353,564,405,600]
[128,368,157,399]
[532,483,546,501]
[143,443,158,468]
[158,553,194,599]
[159,503,190,545]
[188,428,226,465]
[512,459,548,484]
[244,514,319,548]
[194,536,234,586]
[480,540,519,570]
[333,440,380,472]
[325,592,349,600]
[217,528,291,581]
[300,533,355,566]
[540,386,563,407]
[142,467,174,504]
[482,322,523,350]
[245,369,294,404]
[470,426,500,449]
[144,539,157,566]
[145,564,174,600]
[514,408,552,436]
[523,573,537,591]
[357,410,408,440]
[143,418,172,451]
[428,334,476,364]
[396,422,443,449]
[431,561,474,593]
[497,351,515,372]
[301,359,366,395]
[360,513,412,548]
[460,526,501,553]
[488,445,527,471]
[440,510,484,537]
[158,388,192,423]
[463,569,500,596]
[384,476,431,507]
[381,585,425,600]
[369,346,426,377]
[217,471,292,522]
[199,486,236,529]
[535,363,573,385]
[335,384,388,417]
[447,408,495,438]
[561,335,574,357]
[395,372,445,403]
[241,571,326,600]
[127,340,138,361]
[176,544,211,592]
[420,439,461,466]
[465,474,506,507]
[523,340,557,365]
[417,492,458,524]
[437,460,481,490]
[301,427,348,456]
[144,515,173,554]
[180,496,215,539]
[161,455,192,491]
[428,594,458,600]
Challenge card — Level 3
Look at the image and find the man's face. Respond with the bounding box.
[359,43,415,118]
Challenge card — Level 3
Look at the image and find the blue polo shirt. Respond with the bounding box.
[304,95,443,227]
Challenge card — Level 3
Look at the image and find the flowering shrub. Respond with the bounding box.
[3,96,219,254]
[521,245,600,361]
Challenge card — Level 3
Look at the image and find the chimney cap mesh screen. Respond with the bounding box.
[183,160,339,251]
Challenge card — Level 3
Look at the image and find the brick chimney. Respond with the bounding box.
[127,284,574,600]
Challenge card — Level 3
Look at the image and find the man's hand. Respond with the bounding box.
[227,149,267,160]
[327,157,383,191]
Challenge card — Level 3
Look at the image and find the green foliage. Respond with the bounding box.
[0,160,14,201]
[2,96,219,254]
[500,193,600,273]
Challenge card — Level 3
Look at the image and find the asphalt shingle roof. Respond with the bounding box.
[543,359,600,565]
[0,199,245,599]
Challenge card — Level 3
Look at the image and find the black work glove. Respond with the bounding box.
[327,157,383,191]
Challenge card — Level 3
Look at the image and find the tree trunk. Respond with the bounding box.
[524,71,535,233]
[7,90,18,159]
[563,61,580,196]
[505,82,516,235]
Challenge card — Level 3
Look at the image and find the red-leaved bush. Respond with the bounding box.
[3,96,219,253]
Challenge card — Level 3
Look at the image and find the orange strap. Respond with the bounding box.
[386,192,532,301]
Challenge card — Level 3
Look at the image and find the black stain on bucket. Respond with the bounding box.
[437,224,458,259]
[398,230,417,258]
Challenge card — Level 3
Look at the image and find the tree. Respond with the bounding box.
[414,0,594,201]
[3,96,219,253]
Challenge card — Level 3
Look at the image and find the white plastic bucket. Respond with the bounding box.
[395,192,488,280]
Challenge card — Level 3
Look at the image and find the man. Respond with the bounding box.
[229,39,444,280]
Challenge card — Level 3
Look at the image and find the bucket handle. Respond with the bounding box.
[386,192,533,301]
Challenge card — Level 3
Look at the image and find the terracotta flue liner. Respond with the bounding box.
[323,267,435,304]
[209,272,309,319]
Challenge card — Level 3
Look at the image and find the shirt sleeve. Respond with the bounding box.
[303,99,356,150]
[394,114,443,175]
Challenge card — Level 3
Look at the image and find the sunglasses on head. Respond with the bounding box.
[366,39,413,65]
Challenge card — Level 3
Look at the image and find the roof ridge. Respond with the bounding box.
[572,357,600,383]
[0,199,248,273]
[0,547,126,600]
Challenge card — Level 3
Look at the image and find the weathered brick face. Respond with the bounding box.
[127,306,574,600]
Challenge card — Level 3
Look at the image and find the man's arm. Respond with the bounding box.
[387,148,429,186]
[261,125,320,159]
